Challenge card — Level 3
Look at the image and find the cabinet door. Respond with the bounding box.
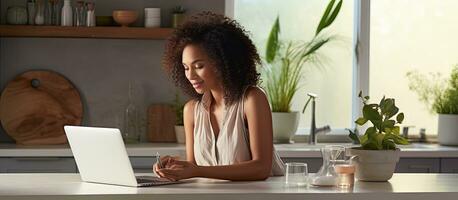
[0,157,77,173]
[281,158,322,173]
[130,157,156,173]
[440,158,458,173]
[395,158,440,173]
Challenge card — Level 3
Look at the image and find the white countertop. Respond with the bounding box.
[0,173,457,200]
[1,143,458,158]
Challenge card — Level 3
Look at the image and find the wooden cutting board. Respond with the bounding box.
[147,104,177,142]
[0,70,83,145]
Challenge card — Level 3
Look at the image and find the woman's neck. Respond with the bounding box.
[210,88,225,109]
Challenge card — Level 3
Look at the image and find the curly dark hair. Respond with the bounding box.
[163,11,261,105]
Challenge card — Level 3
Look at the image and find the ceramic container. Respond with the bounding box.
[113,10,138,27]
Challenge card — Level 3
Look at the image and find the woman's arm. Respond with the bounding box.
[154,100,196,178]
[183,100,197,164]
[158,87,273,181]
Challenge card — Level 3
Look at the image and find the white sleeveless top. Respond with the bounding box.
[193,87,285,176]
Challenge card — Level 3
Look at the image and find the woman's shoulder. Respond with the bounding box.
[244,86,268,102]
[184,99,198,113]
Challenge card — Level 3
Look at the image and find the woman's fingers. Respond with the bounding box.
[160,155,181,168]
[170,160,188,166]
[158,169,179,181]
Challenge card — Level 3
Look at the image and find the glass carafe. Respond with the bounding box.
[310,145,346,186]
[123,81,139,143]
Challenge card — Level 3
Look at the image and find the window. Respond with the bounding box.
[370,0,458,135]
[234,0,355,134]
[232,0,455,135]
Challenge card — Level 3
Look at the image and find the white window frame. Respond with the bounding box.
[226,0,370,135]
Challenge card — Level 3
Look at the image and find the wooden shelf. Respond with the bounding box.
[0,25,174,40]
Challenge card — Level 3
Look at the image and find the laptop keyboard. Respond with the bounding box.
[135,176,175,185]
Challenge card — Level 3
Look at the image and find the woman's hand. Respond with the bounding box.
[152,155,180,178]
[156,160,199,181]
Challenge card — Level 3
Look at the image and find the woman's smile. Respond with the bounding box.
[191,80,204,89]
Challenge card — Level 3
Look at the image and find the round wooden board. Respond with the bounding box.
[0,70,83,145]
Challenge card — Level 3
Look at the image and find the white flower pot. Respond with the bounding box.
[348,148,400,182]
[174,125,185,144]
[271,112,299,143]
[438,114,458,146]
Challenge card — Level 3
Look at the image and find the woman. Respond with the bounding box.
[156,11,284,181]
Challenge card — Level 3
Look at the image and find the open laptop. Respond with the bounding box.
[64,125,179,187]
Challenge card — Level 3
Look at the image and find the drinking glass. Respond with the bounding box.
[285,162,308,186]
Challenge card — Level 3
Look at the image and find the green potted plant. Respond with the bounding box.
[173,92,186,144]
[406,65,458,146]
[264,0,342,143]
[172,6,186,28]
[347,92,409,181]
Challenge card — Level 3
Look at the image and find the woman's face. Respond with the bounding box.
[182,44,221,94]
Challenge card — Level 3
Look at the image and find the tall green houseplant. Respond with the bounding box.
[263,0,343,112]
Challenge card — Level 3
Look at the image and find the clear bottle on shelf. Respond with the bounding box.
[35,0,45,25]
[123,82,140,143]
[61,0,73,26]
[27,0,36,25]
[86,2,95,27]
[52,0,61,25]
[74,1,86,26]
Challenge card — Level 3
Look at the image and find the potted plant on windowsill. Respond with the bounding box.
[173,92,186,144]
[406,65,458,146]
[263,0,343,143]
[347,92,409,181]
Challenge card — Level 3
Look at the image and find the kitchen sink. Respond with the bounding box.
[274,143,354,150]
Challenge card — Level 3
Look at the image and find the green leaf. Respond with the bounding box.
[381,98,394,115]
[382,139,396,150]
[323,0,343,30]
[362,132,383,150]
[396,112,404,123]
[360,134,368,144]
[365,127,377,137]
[382,98,399,119]
[393,126,401,134]
[347,129,360,144]
[358,91,362,98]
[316,0,335,35]
[363,105,382,121]
[382,120,396,129]
[379,96,386,108]
[385,132,409,145]
[392,134,409,145]
[376,133,385,149]
[265,16,280,63]
[355,117,368,126]
[301,38,330,58]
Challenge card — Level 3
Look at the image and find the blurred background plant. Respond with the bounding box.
[406,65,458,114]
[263,0,343,112]
[172,6,186,14]
[173,92,185,125]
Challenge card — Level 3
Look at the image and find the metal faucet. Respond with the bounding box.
[302,93,331,145]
